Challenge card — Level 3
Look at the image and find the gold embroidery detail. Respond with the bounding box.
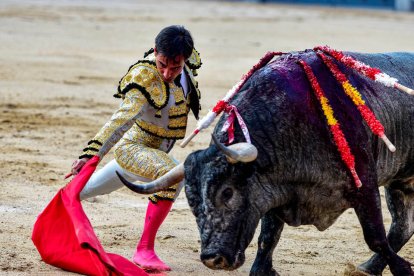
[120,61,168,109]
[123,125,163,148]
[114,125,181,201]
[171,86,185,104]
[149,185,178,202]
[168,104,187,118]
[135,120,186,139]
[82,89,147,156]
[167,84,187,119]
[187,49,201,69]
[134,74,142,83]
[81,142,101,158]
[114,138,177,181]
[153,87,161,98]
[169,117,187,129]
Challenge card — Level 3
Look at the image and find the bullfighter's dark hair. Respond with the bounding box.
[155,25,194,60]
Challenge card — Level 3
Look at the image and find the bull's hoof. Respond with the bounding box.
[250,267,279,276]
[343,263,376,276]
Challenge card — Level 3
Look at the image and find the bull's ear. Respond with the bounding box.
[212,134,258,163]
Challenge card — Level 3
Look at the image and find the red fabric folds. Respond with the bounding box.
[32,156,147,276]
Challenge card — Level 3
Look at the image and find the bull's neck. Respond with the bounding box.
[248,173,292,216]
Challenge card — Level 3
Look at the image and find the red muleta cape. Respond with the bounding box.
[32,156,147,276]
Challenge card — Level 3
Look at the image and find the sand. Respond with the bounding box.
[0,0,413,275]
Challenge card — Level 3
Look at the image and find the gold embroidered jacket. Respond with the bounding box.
[80,49,202,160]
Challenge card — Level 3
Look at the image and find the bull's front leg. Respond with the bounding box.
[250,208,284,276]
[353,181,414,276]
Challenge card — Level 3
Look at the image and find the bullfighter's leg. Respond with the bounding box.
[80,159,151,200]
[358,184,414,275]
[353,182,413,276]
[250,208,284,276]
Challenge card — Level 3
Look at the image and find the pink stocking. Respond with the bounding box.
[133,200,173,271]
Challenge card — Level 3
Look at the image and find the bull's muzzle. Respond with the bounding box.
[200,249,245,271]
[201,253,230,270]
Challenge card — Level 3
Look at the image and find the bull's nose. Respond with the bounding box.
[200,252,230,270]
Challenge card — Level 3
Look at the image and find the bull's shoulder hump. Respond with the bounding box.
[343,51,414,78]
[346,51,414,64]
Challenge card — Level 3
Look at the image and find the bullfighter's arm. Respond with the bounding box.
[79,88,147,159]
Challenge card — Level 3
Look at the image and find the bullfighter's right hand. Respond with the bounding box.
[66,157,90,178]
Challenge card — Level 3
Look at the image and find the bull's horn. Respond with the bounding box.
[212,134,258,163]
[116,163,184,194]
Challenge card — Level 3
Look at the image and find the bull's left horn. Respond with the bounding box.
[116,163,184,194]
[212,134,258,163]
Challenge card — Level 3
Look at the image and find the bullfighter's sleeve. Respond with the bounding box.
[79,88,147,159]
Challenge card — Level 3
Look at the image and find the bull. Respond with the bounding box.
[118,50,414,275]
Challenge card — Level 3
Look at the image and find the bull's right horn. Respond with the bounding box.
[212,134,258,163]
[116,163,184,194]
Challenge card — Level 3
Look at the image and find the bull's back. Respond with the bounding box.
[224,50,414,184]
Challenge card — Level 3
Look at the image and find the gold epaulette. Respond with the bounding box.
[186,49,202,76]
[114,61,169,110]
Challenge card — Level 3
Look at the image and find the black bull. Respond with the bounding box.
[123,50,414,275]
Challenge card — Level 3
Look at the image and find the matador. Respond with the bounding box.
[70,25,201,271]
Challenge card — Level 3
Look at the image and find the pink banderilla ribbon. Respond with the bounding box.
[221,104,251,145]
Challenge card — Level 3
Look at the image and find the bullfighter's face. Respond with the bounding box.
[154,48,185,83]
[184,145,260,271]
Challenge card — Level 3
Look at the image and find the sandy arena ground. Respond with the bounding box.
[0,0,413,275]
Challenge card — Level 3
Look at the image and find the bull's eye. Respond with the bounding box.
[221,187,233,202]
